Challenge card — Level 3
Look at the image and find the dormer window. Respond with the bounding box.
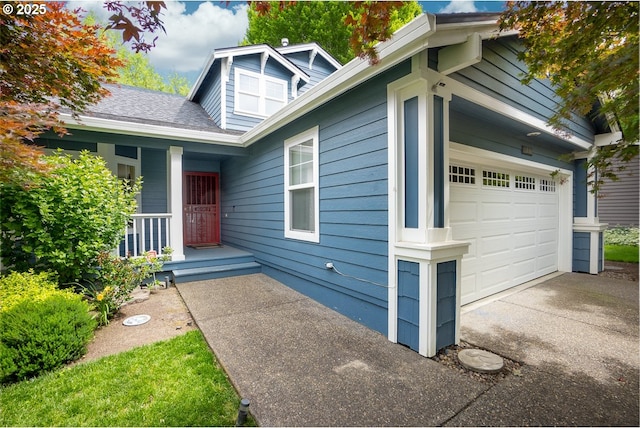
[235,68,287,117]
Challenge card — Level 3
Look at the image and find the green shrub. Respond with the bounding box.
[604,227,639,247]
[0,294,96,383]
[0,270,68,313]
[83,249,172,326]
[0,150,140,283]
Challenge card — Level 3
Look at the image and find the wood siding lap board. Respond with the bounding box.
[448,38,594,142]
[141,148,168,214]
[283,52,338,96]
[195,63,222,126]
[221,61,411,335]
[573,231,591,272]
[436,261,456,351]
[448,101,574,171]
[397,260,420,351]
[598,156,639,226]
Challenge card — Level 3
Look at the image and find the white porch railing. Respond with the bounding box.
[120,213,172,258]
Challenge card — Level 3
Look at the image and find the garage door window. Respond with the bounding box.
[540,179,557,192]
[515,175,536,190]
[449,165,475,184]
[482,170,510,188]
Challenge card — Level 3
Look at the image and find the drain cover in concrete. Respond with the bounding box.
[458,349,504,373]
[123,314,151,326]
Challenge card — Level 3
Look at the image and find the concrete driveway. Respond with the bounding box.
[455,272,639,426]
[177,271,639,426]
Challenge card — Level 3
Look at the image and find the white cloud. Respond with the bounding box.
[146,1,249,73]
[439,1,479,14]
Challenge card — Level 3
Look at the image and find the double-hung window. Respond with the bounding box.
[235,68,287,117]
[284,126,319,242]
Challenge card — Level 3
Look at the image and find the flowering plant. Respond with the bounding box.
[83,248,172,326]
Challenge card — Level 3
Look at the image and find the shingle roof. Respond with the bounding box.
[82,84,241,135]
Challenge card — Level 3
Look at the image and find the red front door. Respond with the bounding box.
[183,172,220,246]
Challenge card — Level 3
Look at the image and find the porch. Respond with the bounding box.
[118,213,260,283]
[164,246,261,284]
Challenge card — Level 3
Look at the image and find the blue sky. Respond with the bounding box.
[70,1,506,83]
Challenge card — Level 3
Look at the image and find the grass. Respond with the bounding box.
[0,330,255,427]
[605,245,639,263]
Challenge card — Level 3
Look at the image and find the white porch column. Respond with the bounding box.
[168,146,185,261]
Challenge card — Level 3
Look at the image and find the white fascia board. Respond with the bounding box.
[60,114,242,146]
[429,69,593,150]
[594,131,623,146]
[187,52,216,101]
[277,43,343,70]
[428,23,512,48]
[241,13,437,147]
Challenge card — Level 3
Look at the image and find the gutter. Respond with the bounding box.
[59,113,243,146]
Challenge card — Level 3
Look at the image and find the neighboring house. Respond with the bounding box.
[37,13,613,358]
[598,155,639,227]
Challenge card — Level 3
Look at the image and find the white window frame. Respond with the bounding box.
[234,67,287,118]
[284,126,320,242]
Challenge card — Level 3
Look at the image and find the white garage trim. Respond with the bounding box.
[449,143,572,303]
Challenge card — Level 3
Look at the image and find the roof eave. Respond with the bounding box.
[60,113,242,146]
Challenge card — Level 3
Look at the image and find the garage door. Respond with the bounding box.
[449,162,559,304]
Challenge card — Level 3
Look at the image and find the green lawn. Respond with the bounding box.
[0,330,255,427]
[605,245,639,263]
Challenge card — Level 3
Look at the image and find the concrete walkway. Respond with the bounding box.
[176,272,639,426]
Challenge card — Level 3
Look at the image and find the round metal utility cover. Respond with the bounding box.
[123,314,151,326]
[458,349,504,373]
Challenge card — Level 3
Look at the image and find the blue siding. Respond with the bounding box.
[574,159,588,217]
[433,95,444,228]
[193,63,222,125]
[184,155,220,173]
[449,98,575,171]
[397,260,420,351]
[33,134,97,152]
[573,231,591,272]
[141,148,167,213]
[221,60,411,334]
[282,51,338,95]
[115,145,138,159]
[436,261,456,351]
[404,96,419,228]
[448,37,594,142]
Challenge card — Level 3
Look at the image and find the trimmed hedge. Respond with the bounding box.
[0,271,96,384]
[0,294,96,383]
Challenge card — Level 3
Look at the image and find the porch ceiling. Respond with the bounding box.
[450,95,585,154]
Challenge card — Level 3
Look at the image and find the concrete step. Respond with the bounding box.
[172,262,262,283]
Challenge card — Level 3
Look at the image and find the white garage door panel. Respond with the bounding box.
[450,162,559,305]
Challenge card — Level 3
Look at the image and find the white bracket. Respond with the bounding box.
[222,56,233,83]
[437,32,482,75]
[309,48,318,70]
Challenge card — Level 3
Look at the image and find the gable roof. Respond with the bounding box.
[188,44,311,101]
[276,43,343,70]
